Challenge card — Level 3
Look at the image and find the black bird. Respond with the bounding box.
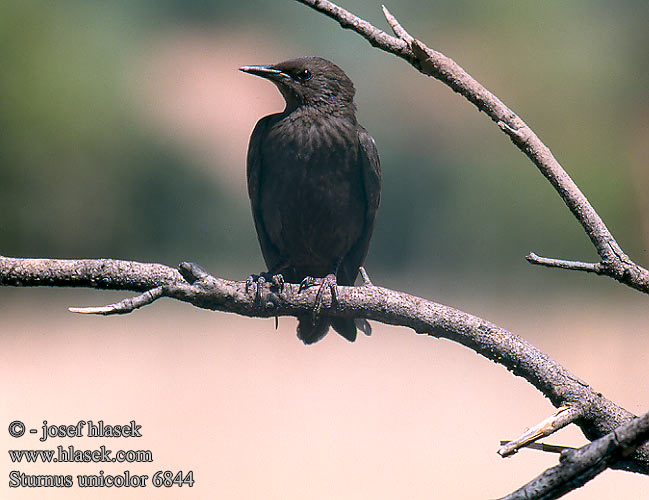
[240,57,381,344]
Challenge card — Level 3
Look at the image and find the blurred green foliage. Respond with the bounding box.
[1,0,648,293]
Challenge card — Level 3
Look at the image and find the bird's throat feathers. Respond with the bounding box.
[280,90,357,118]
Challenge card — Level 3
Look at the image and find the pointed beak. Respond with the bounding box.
[239,65,284,80]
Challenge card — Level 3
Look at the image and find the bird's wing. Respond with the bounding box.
[247,115,283,273]
[338,126,382,285]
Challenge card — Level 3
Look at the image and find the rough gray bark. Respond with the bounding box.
[1,255,648,481]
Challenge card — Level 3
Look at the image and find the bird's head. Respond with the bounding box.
[240,57,356,114]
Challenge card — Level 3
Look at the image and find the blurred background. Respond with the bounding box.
[2,0,649,498]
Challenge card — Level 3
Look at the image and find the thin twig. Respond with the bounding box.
[69,287,165,315]
[500,441,576,455]
[359,266,374,286]
[499,406,581,457]
[526,253,604,274]
[381,5,413,43]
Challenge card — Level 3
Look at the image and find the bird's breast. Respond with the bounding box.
[259,114,366,274]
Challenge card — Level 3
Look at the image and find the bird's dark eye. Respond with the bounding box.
[295,69,312,82]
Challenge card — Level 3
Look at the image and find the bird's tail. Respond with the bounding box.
[297,317,371,344]
[297,316,332,344]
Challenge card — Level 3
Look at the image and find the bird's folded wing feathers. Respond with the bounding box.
[337,127,382,285]
[247,115,283,273]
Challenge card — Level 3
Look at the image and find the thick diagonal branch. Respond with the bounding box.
[295,0,649,294]
[1,254,647,474]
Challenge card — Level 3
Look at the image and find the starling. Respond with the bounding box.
[240,57,381,344]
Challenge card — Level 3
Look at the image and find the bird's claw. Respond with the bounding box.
[271,273,285,292]
[245,274,256,293]
[246,273,266,306]
[299,276,316,291]
[299,273,338,324]
[246,272,285,307]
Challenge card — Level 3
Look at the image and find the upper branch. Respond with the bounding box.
[295,0,649,294]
